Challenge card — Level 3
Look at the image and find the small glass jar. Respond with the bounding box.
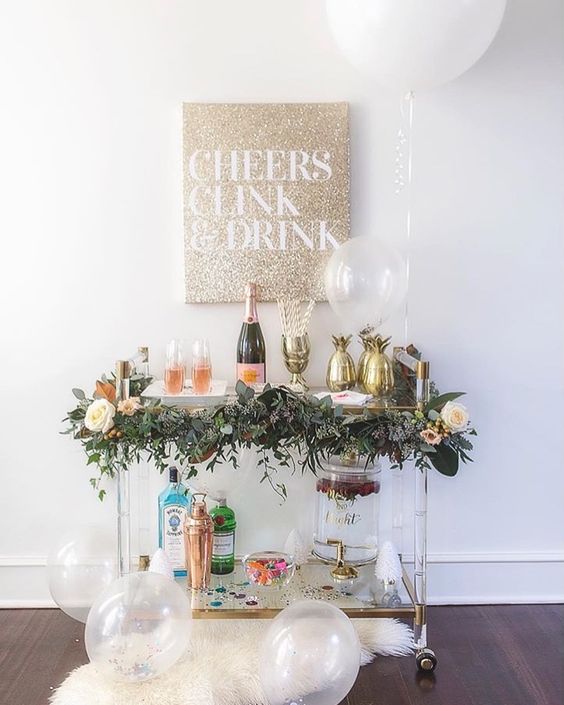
[242,552,295,589]
[313,455,381,565]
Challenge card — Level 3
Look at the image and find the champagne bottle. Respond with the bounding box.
[236,282,266,384]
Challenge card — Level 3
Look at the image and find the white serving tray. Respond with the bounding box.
[141,380,228,407]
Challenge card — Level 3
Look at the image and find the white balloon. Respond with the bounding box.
[324,237,407,331]
[85,572,192,683]
[47,526,117,623]
[326,0,507,91]
[259,601,361,705]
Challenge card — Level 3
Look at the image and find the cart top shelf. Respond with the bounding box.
[153,385,418,415]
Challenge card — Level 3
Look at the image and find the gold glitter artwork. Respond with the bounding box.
[183,103,350,303]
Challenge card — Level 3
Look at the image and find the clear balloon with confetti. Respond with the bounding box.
[85,572,192,682]
[259,600,361,705]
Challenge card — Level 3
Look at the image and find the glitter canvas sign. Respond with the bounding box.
[183,103,350,303]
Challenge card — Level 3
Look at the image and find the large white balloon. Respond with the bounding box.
[326,0,507,91]
[47,526,117,623]
[324,237,407,331]
[259,601,361,705]
[85,572,192,683]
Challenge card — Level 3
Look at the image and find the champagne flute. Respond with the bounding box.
[191,339,212,395]
[164,339,185,395]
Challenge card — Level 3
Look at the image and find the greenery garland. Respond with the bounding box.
[63,376,476,501]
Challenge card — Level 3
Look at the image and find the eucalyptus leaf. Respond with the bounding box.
[72,388,86,400]
[426,392,465,412]
[428,444,459,476]
[419,443,437,453]
[235,379,247,398]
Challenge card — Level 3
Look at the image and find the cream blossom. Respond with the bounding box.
[420,428,442,446]
[440,401,469,432]
[84,398,116,433]
[117,397,142,416]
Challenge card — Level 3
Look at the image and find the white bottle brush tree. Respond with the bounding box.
[284,529,310,567]
[375,541,402,583]
[149,548,174,580]
[375,541,403,608]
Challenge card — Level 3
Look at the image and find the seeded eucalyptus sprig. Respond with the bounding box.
[63,376,476,501]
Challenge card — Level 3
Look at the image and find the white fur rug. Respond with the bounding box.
[51,619,413,705]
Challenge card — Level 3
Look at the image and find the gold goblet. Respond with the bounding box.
[281,334,311,391]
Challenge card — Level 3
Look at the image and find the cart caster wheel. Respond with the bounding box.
[416,648,437,672]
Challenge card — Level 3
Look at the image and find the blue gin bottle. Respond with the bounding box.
[158,467,191,577]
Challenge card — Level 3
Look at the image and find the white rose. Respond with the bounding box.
[85,399,116,433]
[440,401,469,432]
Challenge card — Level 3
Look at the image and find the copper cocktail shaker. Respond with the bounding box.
[184,493,214,589]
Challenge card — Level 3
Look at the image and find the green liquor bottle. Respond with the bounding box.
[210,497,236,575]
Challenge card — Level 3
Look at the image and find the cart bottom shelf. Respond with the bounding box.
[177,560,417,620]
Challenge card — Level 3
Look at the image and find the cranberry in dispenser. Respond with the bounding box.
[313,455,381,565]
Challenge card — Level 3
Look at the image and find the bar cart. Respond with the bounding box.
[113,345,437,673]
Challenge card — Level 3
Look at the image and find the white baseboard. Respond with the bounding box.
[1,552,563,608]
[401,551,564,564]
[0,599,56,608]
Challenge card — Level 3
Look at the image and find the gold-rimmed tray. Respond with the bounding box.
[178,560,416,620]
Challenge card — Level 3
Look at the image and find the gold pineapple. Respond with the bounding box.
[364,335,395,398]
[326,335,356,392]
[357,332,377,393]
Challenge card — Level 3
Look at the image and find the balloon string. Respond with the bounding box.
[395,91,414,347]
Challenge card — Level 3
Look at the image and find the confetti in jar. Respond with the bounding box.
[242,552,295,588]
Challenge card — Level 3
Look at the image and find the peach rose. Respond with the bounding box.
[420,428,442,446]
[117,397,142,416]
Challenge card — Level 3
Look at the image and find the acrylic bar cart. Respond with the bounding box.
[113,346,437,673]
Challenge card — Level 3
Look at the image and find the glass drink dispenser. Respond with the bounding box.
[313,455,381,565]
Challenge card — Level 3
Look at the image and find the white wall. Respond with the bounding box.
[1,0,563,606]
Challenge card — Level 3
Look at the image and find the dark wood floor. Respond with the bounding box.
[0,605,562,705]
